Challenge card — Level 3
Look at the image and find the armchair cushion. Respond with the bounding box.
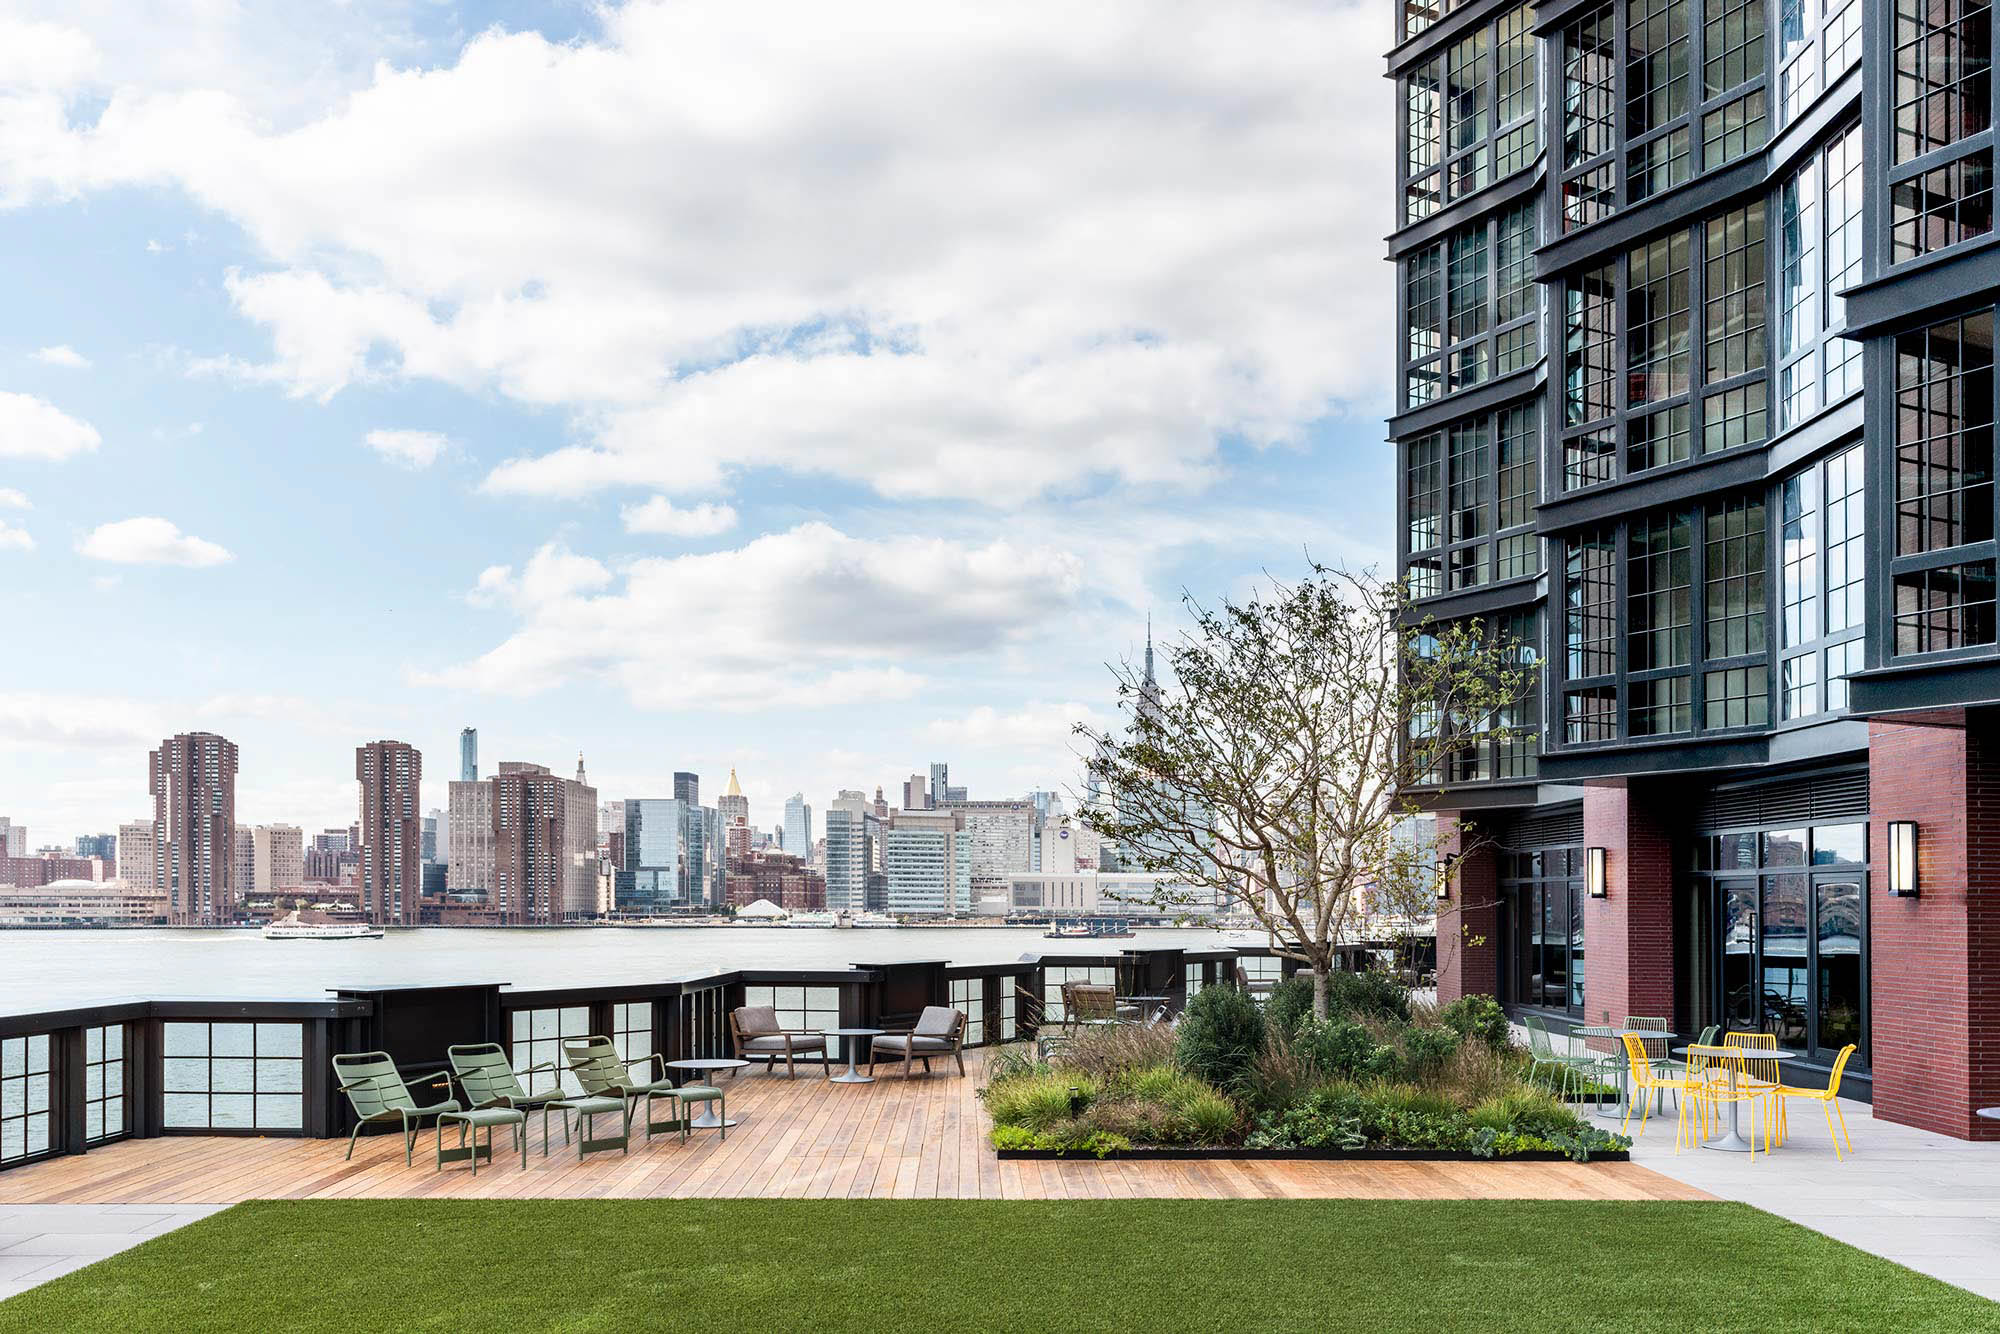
[914,1005,961,1038]
[734,1005,782,1037]
[742,1034,826,1053]
[873,1034,952,1053]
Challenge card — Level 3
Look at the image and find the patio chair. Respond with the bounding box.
[1619,1034,1710,1151]
[448,1042,588,1157]
[1773,1043,1859,1158]
[563,1035,726,1143]
[730,1005,831,1078]
[1233,963,1276,1000]
[332,1051,462,1166]
[1521,1015,1598,1101]
[433,1105,527,1175]
[1066,982,1135,1031]
[869,1005,967,1079]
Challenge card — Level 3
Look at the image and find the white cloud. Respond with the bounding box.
[364,427,450,469]
[0,20,98,90]
[0,691,159,752]
[0,488,28,509]
[0,392,100,460]
[420,522,1080,711]
[621,496,738,538]
[77,516,233,567]
[0,1,1392,505]
[32,344,89,369]
[927,701,1108,750]
[0,521,32,552]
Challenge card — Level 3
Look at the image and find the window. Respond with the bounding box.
[1401,6,1540,224]
[1896,563,1999,652]
[1705,496,1768,660]
[1043,964,1116,1021]
[1406,403,1538,599]
[1629,510,1695,735]
[510,1005,591,1096]
[1895,313,1995,558]
[1564,529,1620,740]
[950,976,987,1045]
[1703,205,1768,452]
[1780,444,1867,717]
[1702,89,1766,170]
[1403,204,1540,410]
[1628,232,1693,406]
[1562,5,1619,231]
[0,1034,51,1164]
[611,1001,654,1073]
[1893,0,1992,164]
[1777,123,1865,431]
[1407,433,1444,597]
[1776,0,1862,125]
[1501,847,1584,1013]
[162,1021,303,1131]
[1496,405,1540,579]
[1891,150,1995,262]
[84,1024,126,1144]
[1565,264,1617,435]
[1627,0,1692,200]
[741,985,841,1038]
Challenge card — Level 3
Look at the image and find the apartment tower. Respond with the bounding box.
[149,731,238,925]
[357,740,424,925]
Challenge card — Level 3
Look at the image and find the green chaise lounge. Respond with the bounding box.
[331,1051,462,1166]
[447,1042,605,1158]
[563,1035,728,1144]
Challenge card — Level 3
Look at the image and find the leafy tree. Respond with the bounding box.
[1078,565,1533,1020]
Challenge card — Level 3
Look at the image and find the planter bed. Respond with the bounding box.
[995,1145,1629,1162]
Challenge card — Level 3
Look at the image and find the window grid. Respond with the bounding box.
[611,1001,654,1074]
[161,1022,303,1131]
[1042,964,1116,1022]
[1408,403,1538,600]
[510,1005,592,1097]
[84,1024,126,1144]
[1629,510,1696,674]
[1629,232,1693,405]
[1704,205,1768,387]
[1895,312,1996,558]
[949,977,987,1046]
[1891,149,1995,262]
[1565,528,1620,682]
[1705,496,1769,660]
[0,1035,51,1165]
[1704,0,1767,96]
[1704,664,1772,728]
[1896,563,1999,653]
[1627,0,1692,200]
[1562,5,1619,232]
[1779,444,1867,719]
[1405,204,1540,412]
[1401,6,1540,225]
[1892,0,1993,164]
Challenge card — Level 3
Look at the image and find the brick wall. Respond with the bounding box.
[1435,811,1498,1004]
[1870,713,2000,1140]
[1581,782,1676,1034]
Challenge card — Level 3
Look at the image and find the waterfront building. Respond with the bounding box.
[822,794,876,914]
[718,769,749,833]
[420,809,440,864]
[0,855,105,888]
[231,825,255,899]
[998,870,1214,920]
[74,833,115,861]
[674,771,699,805]
[446,778,495,894]
[356,740,424,925]
[149,731,238,925]
[1391,0,2000,1138]
[0,817,24,858]
[883,807,972,916]
[724,848,826,912]
[490,762,590,923]
[618,797,708,914]
[0,879,168,926]
[782,793,812,862]
[312,829,350,854]
[115,821,152,888]
[938,797,1036,900]
[251,824,304,892]
[459,726,477,782]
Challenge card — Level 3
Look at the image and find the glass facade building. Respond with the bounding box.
[1391,0,2000,1139]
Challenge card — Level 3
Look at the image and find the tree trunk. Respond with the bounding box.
[1308,967,1329,1021]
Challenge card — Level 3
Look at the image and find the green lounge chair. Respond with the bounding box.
[434,1106,527,1174]
[563,1035,726,1143]
[332,1051,462,1165]
[448,1042,586,1157]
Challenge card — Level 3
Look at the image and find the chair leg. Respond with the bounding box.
[955,1046,966,1077]
[718,1094,726,1142]
[1833,1099,1853,1154]
[405,1113,417,1166]
[346,1121,365,1161]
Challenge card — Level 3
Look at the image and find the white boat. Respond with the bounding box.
[263,920,384,940]
[783,911,840,928]
[850,912,901,928]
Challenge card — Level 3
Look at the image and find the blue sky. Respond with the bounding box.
[0,0,1393,844]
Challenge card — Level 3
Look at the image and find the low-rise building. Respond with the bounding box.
[0,879,169,927]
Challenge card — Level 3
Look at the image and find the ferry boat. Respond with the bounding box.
[1044,917,1134,940]
[850,912,901,928]
[262,920,384,940]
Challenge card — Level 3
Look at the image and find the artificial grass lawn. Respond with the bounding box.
[2,1199,1993,1333]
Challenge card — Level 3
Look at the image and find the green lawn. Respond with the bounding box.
[1,1199,1992,1333]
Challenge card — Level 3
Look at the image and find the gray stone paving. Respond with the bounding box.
[0,1203,230,1304]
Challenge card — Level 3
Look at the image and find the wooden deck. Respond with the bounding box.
[0,1053,1709,1205]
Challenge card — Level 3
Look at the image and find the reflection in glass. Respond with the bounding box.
[1569,883,1586,1008]
[1723,881,1758,1029]
[1762,874,1810,1048]
[1812,822,1865,865]
[1817,877,1863,1051]
[1761,828,1808,867]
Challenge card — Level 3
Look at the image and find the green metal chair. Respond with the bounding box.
[434,1106,527,1174]
[332,1051,462,1165]
[1521,1016,1598,1102]
[447,1042,585,1157]
[563,1036,727,1143]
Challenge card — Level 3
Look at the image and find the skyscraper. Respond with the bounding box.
[939,798,1036,898]
[149,731,239,925]
[901,774,927,810]
[0,818,25,858]
[718,769,749,831]
[446,777,494,893]
[674,772,699,805]
[357,739,424,925]
[823,791,876,914]
[116,822,153,886]
[232,825,255,898]
[927,763,949,810]
[74,833,116,860]
[882,808,972,916]
[252,824,304,892]
[782,794,812,864]
[459,727,478,782]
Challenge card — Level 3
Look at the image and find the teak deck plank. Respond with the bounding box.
[0,1050,1711,1205]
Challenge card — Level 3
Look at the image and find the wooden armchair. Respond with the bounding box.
[869,1005,967,1079]
[730,1004,831,1077]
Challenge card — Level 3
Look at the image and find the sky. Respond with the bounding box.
[0,0,1396,846]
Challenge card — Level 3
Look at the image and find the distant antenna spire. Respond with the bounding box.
[576,751,587,784]
[1144,613,1155,685]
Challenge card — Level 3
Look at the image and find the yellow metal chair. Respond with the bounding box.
[1772,1044,1859,1159]
[1720,1031,1782,1151]
[1619,1033,1709,1151]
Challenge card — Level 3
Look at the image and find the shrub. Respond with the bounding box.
[1264,976,1315,1036]
[1175,984,1266,1090]
[989,1123,1132,1157]
[1053,1022,1178,1079]
[983,1072,1098,1131]
[1399,1024,1462,1079]
[1294,1018,1402,1082]
[1436,995,1511,1051]
[1325,970,1411,1023]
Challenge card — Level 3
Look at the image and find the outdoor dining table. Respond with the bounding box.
[1675,1044,1801,1153]
[1119,994,1171,1023]
[1570,1026,1677,1121]
[666,1058,749,1129]
[821,1027,885,1085]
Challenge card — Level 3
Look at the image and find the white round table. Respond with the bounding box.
[821,1028,884,1085]
[666,1058,749,1128]
[1675,1044,1801,1153]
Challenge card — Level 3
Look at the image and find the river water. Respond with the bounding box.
[0,926,1241,1015]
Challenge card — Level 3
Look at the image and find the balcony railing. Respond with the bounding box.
[0,944,1301,1175]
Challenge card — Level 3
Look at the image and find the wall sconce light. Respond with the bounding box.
[1586,846,1607,898]
[1435,864,1449,902]
[1888,820,1920,897]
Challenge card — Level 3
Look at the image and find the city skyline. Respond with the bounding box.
[0,1,1396,847]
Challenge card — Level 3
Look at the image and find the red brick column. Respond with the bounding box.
[1580,781,1675,1029]
[1435,811,1498,1004]
[1870,712,2000,1140]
